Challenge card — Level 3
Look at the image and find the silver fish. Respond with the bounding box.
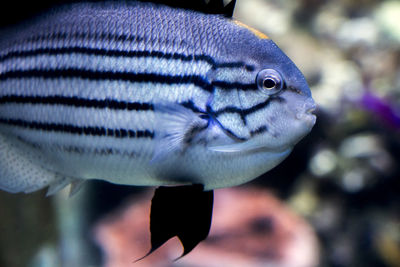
[0,1,316,194]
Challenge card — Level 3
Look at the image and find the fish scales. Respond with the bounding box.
[0,1,316,193]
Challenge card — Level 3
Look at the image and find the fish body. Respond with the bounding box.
[0,1,316,194]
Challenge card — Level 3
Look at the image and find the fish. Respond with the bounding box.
[0,0,316,257]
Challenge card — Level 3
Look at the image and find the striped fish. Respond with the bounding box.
[0,1,316,195]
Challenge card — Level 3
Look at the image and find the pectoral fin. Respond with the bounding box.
[152,103,209,162]
[138,184,214,260]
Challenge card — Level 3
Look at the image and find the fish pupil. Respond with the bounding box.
[263,78,276,89]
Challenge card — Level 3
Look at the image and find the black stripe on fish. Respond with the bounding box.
[214,96,286,124]
[59,146,140,158]
[180,100,267,139]
[0,46,255,71]
[0,69,213,91]
[250,125,268,137]
[212,120,248,141]
[0,95,261,141]
[0,95,154,111]
[19,136,141,158]
[0,68,256,92]
[214,99,271,117]
[180,100,205,113]
[211,80,256,90]
[0,95,203,121]
[0,118,154,139]
[7,32,145,51]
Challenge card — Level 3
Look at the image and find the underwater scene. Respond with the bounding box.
[0,0,399,266]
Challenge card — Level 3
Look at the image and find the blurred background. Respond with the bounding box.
[0,0,399,266]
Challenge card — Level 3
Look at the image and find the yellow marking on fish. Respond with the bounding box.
[233,20,269,39]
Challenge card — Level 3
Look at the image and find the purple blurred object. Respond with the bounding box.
[360,91,400,129]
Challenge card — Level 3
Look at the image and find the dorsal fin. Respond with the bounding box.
[0,0,236,29]
[206,0,236,17]
[139,0,236,17]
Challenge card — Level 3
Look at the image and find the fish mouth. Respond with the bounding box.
[306,104,317,114]
[296,102,317,127]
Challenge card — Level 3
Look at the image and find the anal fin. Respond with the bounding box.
[138,184,214,260]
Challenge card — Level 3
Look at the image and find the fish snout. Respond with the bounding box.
[305,99,317,115]
[296,99,317,127]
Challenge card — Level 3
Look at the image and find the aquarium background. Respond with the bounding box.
[0,0,399,266]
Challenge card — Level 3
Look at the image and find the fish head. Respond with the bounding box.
[246,39,316,151]
[210,32,316,153]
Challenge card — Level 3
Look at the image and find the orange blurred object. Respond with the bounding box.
[94,187,319,267]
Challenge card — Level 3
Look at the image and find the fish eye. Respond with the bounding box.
[256,69,284,95]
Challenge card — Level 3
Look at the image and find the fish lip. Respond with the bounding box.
[296,102,317,127]
[306,104,317,115]
[296,101,317,118]
[304,100,317,114]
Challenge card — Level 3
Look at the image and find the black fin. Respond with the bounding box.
[139,184,213,260]
[0,0,236,29]
[222,0,236,18]
[138,0,236,17]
